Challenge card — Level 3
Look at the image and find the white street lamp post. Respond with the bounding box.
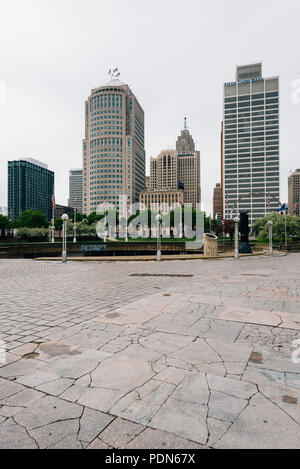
[73,207,77,244]
[268,220,273,256]
[61,213,69,263]
[125,198,128,243]
[284,211,287,250]
[156,214,162,261]
[234,216,240,259]
[179,201,183,239]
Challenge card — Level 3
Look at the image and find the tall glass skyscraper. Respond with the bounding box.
[8,158,54,221]
[82,77,145,214]
[222,63,280,224]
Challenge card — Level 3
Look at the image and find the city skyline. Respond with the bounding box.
[0,0,299,215]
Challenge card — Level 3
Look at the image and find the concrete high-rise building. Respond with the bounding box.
[69,169,83,213]
[222,62,280,224]
[82,77,145,214]
[150,150,178,191]
[139,189,184,214]
[288,169,300,216]
[8,158,54,221]
[220,121,224,220]
[176,120,201,208]
[213,183,222,219]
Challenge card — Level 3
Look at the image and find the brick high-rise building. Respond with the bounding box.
[213,183,222,219]
[8,158,54,221]
[222,63,280,224]
[288,169,300,216]
[82,77,145,214]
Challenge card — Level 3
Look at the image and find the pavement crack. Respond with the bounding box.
[12,416,40,449]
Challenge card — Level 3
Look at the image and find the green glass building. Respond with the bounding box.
[8,158,54,221]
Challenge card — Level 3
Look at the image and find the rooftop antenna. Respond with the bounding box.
[184,117,188,130]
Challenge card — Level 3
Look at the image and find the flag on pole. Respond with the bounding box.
[294,200,299,212]
[277,203,287,212]
[225,192,229,209]
[73,198,77,209]
[266,191,270,208]
[51,195,56,210]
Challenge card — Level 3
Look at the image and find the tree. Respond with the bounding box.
[13,210,49,228]
[70,212,86,223]
[54,218,63,231]
[0,215,10,230]
[86,212,104,225]
[0,215,11,238]
[252,213,300,242]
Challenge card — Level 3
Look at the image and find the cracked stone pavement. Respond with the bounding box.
[0,254,300,449]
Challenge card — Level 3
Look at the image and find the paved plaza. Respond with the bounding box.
[0,254,300,449]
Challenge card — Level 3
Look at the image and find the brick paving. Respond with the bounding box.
[0,255,300,448]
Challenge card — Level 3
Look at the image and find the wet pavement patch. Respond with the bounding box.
[249,352,264,364]
[38,343,81,358]
[283,395,298,405]
[129,274,193,278]
[22,353,39,360]
[242,274,270,277]
[105,313,121,319]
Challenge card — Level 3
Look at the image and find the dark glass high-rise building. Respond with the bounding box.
[222,63,280,224]
[8,158,54,221]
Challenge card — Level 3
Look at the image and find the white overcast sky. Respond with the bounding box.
[0,0,299,214]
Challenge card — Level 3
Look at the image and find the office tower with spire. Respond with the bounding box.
[82,73,145,214]
[148,120,200,209]
[176,119,201,208]
[222,62,280,223]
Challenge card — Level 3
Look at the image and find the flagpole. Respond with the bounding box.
[285,209,287,250]
[51,196,55,244]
